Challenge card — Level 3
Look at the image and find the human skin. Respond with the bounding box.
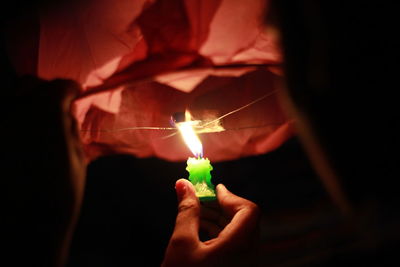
[162,179,260,267]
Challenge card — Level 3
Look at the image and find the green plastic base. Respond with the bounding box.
[198,195,217,202]
[193,181,216,202]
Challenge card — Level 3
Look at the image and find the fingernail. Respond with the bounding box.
[216,183,227,193]
[175,179,187,201]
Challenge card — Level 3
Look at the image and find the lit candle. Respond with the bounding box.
[186,157,216,201]
[176,111,216,201]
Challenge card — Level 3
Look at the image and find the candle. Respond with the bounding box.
[175,111,216,201]
[186,157,216,201]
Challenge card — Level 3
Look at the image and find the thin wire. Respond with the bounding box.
[160,131,179,139]
[201,89,279,128]
[81,126,175,133]
[160,123,284,140]
[160,90,280,139]
[222,123,284,131]
[81,89,280,136]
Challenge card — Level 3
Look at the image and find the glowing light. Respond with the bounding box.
[176,111,203,157]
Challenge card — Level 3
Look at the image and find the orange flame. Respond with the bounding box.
[176,110,203,157]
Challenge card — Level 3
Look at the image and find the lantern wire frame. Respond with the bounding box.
[79,63,285,139]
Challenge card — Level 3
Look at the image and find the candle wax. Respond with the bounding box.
[186,157,216,201]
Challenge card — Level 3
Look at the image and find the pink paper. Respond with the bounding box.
[34,0,292,161]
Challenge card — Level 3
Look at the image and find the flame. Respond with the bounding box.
[177,110,203,157]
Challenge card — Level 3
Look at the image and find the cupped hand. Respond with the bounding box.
[162,179,260,267]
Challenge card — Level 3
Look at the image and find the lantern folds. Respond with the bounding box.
[35,0,293,162]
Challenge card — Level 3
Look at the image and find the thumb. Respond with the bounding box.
[207,184,259,250]
[171,179,200,244]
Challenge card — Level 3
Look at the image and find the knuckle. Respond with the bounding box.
[247,201,259,212]
[219,194,234,206]
[240,200,260,219]
[246,201,260,213]
[178,199,199,213]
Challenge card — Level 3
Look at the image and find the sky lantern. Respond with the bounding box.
[21,0,293,162]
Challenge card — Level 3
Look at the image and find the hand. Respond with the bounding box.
[162,179,260,267]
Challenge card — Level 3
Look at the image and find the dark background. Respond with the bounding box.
[2,1,399,266]
[67,137,340,267]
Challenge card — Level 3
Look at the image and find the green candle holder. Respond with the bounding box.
[186,157,216,201]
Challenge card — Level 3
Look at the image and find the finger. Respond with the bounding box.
[205,184,259,249]
[216,184,257,217]
[170,179,201,246]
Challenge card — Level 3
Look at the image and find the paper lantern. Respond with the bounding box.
[36,0,293,161]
